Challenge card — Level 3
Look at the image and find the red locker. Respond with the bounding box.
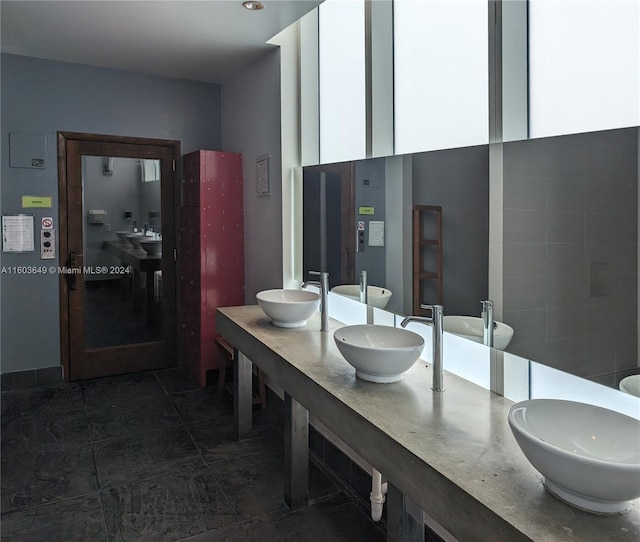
[179,150,244,387]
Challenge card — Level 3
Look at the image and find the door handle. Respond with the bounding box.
[68,252,77,291]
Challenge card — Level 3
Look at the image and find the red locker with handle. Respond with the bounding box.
[180,150,244,387]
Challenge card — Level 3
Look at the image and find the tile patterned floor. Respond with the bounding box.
[0,368,386,542]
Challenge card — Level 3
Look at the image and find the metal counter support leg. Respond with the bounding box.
[387,483,425,542]
[234,351,253,440]
[284,392,309,510]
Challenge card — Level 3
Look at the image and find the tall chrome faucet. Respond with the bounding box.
[359,270,368,304]
[302,271,329,332]
[401,304,445,392]
[481,300,494,347]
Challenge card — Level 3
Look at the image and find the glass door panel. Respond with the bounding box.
[82,156,163,349]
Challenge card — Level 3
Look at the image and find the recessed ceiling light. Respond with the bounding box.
[243,1,264,10]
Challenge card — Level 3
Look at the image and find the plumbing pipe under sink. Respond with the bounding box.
[309,415,388,522]
[370,468,388,521]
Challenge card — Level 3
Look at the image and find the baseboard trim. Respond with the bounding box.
[1,366,63,391]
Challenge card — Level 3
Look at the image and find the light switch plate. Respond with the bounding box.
[40,229,55,259]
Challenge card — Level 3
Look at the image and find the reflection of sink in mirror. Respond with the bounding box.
[334,324,423,383]
[508,399,640,514]
[124,233,145,248]
[256,289,320,328]
[619,375,640,398]
[443,315,514,350]
[116,231,132,244]
[139,239,162,256]
[330,285,392,309]
[301,128,638,392]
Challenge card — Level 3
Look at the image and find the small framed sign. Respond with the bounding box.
[257,154,270,197]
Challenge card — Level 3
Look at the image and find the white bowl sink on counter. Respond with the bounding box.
[333,324,424,383]
[256,289,321,328]
[443,315,514,350]
[508,399,640,514]
[330,285,392,309]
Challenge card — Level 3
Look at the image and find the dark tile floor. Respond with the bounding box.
[0,368,386,542]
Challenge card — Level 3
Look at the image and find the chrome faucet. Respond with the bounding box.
[359,270,368,304]
[481,300,495,347]
[401,304,444,391]
[302,271,329,332]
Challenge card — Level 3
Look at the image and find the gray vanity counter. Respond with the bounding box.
[217,305,639,542]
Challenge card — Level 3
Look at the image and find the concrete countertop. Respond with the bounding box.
[217,305,640,542]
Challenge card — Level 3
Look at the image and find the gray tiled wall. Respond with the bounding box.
[502,128,638,379]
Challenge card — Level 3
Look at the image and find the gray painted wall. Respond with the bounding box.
[412,145,490,317]
[502,128,638,380]
[1,53,221,373]
[221,49,283,303]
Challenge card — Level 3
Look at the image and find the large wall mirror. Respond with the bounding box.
[500,128,638,388]
[297,0,639,394]
[301,126,639,392]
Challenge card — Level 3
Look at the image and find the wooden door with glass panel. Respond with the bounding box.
[58,132,179,381]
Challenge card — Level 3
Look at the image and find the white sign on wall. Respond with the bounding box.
[369,220,385,247]
[2,214,35,252]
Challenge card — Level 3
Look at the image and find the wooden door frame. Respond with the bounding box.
[57,131,180,382]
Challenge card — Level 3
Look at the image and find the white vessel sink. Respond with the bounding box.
[334,324,424,383]
[508,399,640,514]
[331,285,392,309]
[443,315,514,350]
[619,375,640,398]
[256,289,320,328]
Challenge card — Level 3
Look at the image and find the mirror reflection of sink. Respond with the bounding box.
[334,324,424,383]
[443,315,514,350]
[256,289,321,328]
[508,399,640,514]
[116,231,132,244]
[124,232,145,249]
[619,375,640,398]
[330,285,392,309]
[139,239,162,256]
